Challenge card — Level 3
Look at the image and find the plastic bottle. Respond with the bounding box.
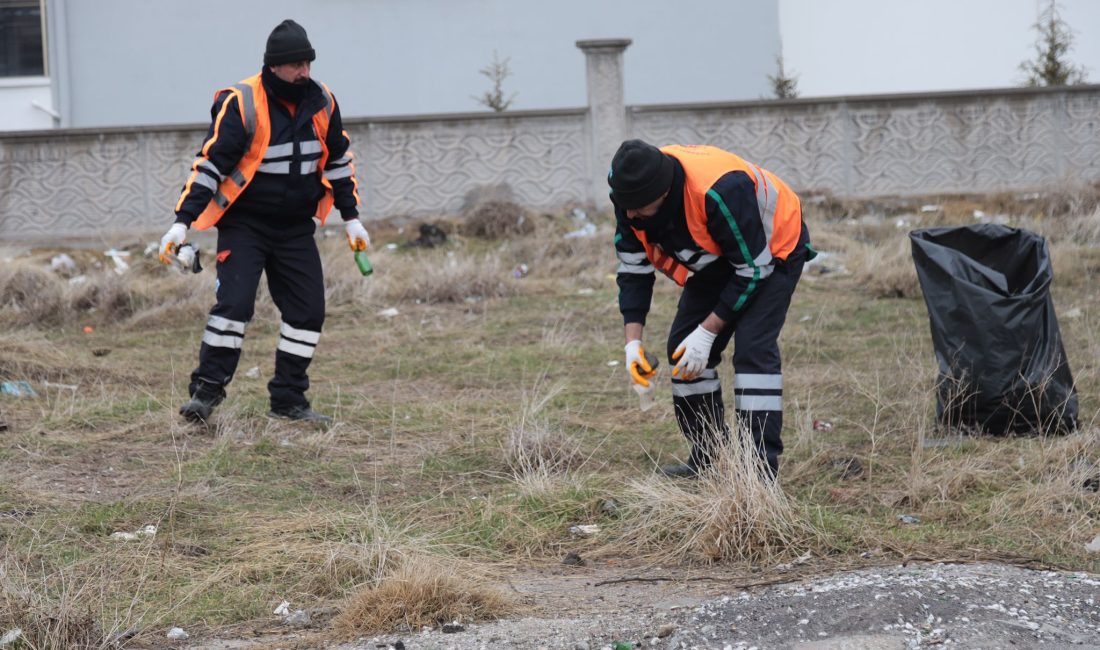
[354,250,373,276]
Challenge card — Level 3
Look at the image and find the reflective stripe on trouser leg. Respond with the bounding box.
[671,369,730,469]
[734,373,783,477]
[264,226,326,410]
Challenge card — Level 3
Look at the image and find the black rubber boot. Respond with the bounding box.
[267,404,333,424]
[658,462,700,479]
[179,395,218,423]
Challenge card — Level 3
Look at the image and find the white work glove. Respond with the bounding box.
[672,325,717,381]
[345,218,371,251]
[159,223,188,265]
[625,340,658,388]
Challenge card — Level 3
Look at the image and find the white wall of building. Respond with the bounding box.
[0,78,54,130]
[42,0,778,128]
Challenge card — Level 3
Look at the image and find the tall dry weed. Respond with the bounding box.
[614,423,822,564]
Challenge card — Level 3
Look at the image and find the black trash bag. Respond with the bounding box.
[910,224,1077,435]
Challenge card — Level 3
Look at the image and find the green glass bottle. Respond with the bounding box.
[354,250,373,277]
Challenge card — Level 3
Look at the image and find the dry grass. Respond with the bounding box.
[613,426,824,564]
[2,192,1100,646]
[331,555,513,636]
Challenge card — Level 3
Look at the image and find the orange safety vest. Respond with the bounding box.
[181,73,337,230]
[632,145,802,286]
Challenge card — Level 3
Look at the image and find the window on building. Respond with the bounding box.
[0,0,46,77]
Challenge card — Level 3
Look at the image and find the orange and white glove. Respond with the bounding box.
[672,325,716,381]
[159,223,187,265]
[345,219,371,251]
[625,340,658,389]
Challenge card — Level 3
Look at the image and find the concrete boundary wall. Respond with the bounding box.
[2,40,1099,241]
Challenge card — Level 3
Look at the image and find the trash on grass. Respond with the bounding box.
[0,381,37,398]
[103,249,131,274]
[166,627,189,640]
[607,360,619,366]
[285,609,311,627]
[274,600,291,616]
[110,524,157,541]
[1085,534,1100,553]
[0,628,23,648]
[920,204,942,213]
[577,288,595,295]
[50,253,77,274]
[378,307,400,318]
[43,381,79,391]
[512,263,529,278]
[568,524,600,537]
[571,207,588,221]
[564,223,597,239]
[897,514,921,525]
[244,366,261,379]
[812,419,833,431]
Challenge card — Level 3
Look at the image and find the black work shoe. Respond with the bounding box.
[267,405,333,424]
[179,396,217,423]
[658,463,700,479]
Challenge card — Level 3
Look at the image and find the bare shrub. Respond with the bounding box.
[463,201,534,239]
[846,234,920,299]
[613,425,822,564]
[332,555,513,636]
[504,381,583,494]
[0,558,107,650]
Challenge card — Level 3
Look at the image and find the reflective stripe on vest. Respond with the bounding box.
[188,74,337,230]
[631,145,802,287]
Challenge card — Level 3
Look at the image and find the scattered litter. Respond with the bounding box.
[1017,192,1041,201]
[775,551,814,572]
[92,348,111,357]
[274,600,291,616]
[441,623,465,634]
[409,223,448,248]
[895,217,912,229]
[571,207,588,221]
[799,315,812,322]
[103,248,131,274]
[564,222,597,239]
[144,241,159,257]
[50,253,77,274]
[285,609,311,628]
[0,381,37,398]
[0,628,23,648]
[897,514,921,525]
[600,499,620,517]
[244,366,261,379]
[512,263,529,278]
[611,641,633,650]
[378,307,400,318]
[110,524,157,541]
[920,204,942,213]
[829,457,864,479]
[1085,534,1100,553]
[0,422,8,432]
[657,623,677,638]
[1063,307,1082,319]
[812,419,833,431]
[569,524,600,537]
[83,325,94,334]
[607,360,619,366]
[68,275,88,285]
[43,381,79,391]
[166,627,188,640]
[577,288,595,295]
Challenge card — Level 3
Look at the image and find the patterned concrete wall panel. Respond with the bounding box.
[1062,94,1100,184]
[631,104,849,195]
[149,130,207,228]
[351,113,588,218]
[846,96,1060,196]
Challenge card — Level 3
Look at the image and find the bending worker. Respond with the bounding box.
[610,140,812,478]
[159,19,371,424]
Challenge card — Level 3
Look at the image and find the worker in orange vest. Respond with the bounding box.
[158,19,370,425]
[611,140,813,478]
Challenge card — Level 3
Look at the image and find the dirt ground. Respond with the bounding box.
[181,561,1100,650]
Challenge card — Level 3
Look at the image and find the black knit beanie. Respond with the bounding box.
[264,19,316,66]
[608,140,674,209]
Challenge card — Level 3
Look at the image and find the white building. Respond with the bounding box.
[1,0,781,130]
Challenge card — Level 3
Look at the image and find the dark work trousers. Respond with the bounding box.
[188,215,325,411]
[667,248,806,477]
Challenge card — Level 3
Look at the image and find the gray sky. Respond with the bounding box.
[780,0,1100,96]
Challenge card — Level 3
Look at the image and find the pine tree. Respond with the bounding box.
[1020,0,1087,86]
[768,55,799,100]
[473,51,517,112]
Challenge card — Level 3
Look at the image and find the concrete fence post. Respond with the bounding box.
[576,38,631,207]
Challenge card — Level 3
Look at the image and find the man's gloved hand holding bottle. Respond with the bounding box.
[625,339,659,411]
